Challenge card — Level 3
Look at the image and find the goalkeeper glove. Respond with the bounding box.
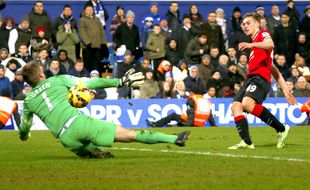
[119,68,145,88]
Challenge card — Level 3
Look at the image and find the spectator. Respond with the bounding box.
[159,17,172,37]
[218,80,235,98]
[228,27,252,57]
[0,48,9,63]
[295,76,310,97]
[0,65,12,97]
[216,8,228,50]
[296,33,310,66]
[89,69,107,99]
[56,21,80,62]
[301,5,310,41]
[79,4,105,72]
[0,16,9,50]
[274,12,298,66]
[204,85,217,99]
[275,54,291,80]
[198,54,212,89]
[227,6,242,38]
[114,10,141,60]
[285,0,300,30]
[209,46,220,67]
[35,49,50,71]
[287,65,301,84]
[260,17,268,30]
[178,59,189,76]
[294,56,310,76]
[146,24,166,70]
[116,50,137,78]
[140,58,151,74]
[267,5,281,37]
[45,58,66,78]
[68,59,90,77]
[27,1,52,39]
[13,44,32,63]
[159,80,173,98]
[1,57,26,81]
[255,5,266,18]
[216,54,230,79]
[165,1,181,36]
[277,79,299,97]
[200,11,225,54]
[8,16,31,55]
[187,4,203,36]
[236,53,248,79]
[227,62,245,88]
[30,26,53,59]
[145,2,161,25]
[11,69,24,98]
[52,5,77,37]
[57,49,74,73]
[176,15,195,56]
[3,16,14,32]
[140,68,160,99]
[184,65,205,95]
[227,47,238,65]
[85,0,109,29]
[207,70,224,97]
[165,38,182,67]
[184,33,209,66]
[140,17,154,50]
[156,60,171,81]
[171,80,188,99]
[14,82,32,100]
[109,6,126,40]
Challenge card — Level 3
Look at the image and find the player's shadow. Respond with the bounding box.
[255,143,300,148]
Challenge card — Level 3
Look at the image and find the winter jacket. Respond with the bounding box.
[56,26,80,62]
[146,31,166,59]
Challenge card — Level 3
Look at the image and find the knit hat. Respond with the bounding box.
[202,54,211,60]
[216,8,224,14]
[21,16,29,23]
[256,5,265,11]
[124,49,132,56]
[150,2,159,8]
[116,5,124,11]
[90,70,99,77]
[165,71,172,78]
[36,26,45,33]
[233,6,241,13]
[126,10,135,18]
[144,16,154,23]
[161,60,171,67]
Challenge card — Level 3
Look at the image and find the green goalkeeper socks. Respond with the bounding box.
[136,130,177,144]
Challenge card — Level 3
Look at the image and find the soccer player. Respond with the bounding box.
[228,13,297,150]
[18,62,190,158]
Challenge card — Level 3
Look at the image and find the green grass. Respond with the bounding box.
[1,126,310,190]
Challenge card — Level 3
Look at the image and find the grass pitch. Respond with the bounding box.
[1,126,310,190]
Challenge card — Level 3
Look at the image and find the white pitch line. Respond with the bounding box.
[111,147,310,163]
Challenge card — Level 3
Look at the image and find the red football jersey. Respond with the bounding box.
[247,30,273,83]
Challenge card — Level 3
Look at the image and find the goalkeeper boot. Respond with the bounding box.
[174,130,191,147]
[89,151,115,159]
[277,124,290,149]
[228,140,255,150]
[146,119,158,128]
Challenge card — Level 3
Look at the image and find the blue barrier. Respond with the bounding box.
[3,97,308,130]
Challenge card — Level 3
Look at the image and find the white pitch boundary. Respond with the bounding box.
[111,147,310,163]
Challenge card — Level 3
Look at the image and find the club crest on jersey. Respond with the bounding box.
[262,32,270,38]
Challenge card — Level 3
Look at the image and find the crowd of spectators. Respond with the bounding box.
[0,0,309,100]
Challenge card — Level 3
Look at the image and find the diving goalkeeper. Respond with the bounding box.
[18,61,190,158]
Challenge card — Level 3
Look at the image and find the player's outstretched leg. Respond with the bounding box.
[114,125,190,147]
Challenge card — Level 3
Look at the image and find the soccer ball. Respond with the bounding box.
[67,85,92,108]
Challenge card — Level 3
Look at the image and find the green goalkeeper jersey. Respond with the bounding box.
[18,75,119,137]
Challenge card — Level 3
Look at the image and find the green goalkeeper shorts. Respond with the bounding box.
[58,114,116,152]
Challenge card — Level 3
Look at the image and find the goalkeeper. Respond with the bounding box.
[18,62,190,158]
